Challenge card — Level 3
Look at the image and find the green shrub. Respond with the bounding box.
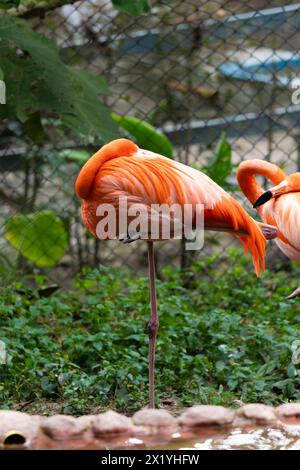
[0,249,299,415]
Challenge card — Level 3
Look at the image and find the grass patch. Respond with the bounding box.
[0,249,300,415]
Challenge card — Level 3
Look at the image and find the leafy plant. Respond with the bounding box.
[5,210,68,267]
[0,14,118,270]
[59,116,174,168]
[0,251,299,414]
[112,113,173,158]
[0,16,117,141]
[202,132,236,189]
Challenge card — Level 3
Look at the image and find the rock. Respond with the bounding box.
[276,403,300,419]
[0,410,40,448]
[77,415,94,428]
[92,411,134,436]
[178,406,234,427]
[236,404,276,422]
[41,415,89,439]
[133,409,176,427]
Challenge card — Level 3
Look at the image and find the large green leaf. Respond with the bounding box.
[112,113,173,158]
[63,68,118,141]
[5,210,68,267]
[203,132,233,187]
[68,67,110,97]
[0,16,72,120]
[0,16,117,140]
[112,0,151,16]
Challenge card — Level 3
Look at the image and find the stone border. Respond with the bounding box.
[0,403,300,450]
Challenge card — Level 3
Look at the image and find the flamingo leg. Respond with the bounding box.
[147,241,159,408]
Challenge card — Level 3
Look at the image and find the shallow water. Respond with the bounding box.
[35,423,300,450]
[156,425,300,450]
[4,425,300,450]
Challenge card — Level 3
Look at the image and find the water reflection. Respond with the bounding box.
[178,425,300,450]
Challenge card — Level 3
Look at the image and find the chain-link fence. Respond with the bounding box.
[1,0,300,283]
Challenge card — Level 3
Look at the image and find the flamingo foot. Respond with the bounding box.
[257,222,278,240]
[286,286,300,300]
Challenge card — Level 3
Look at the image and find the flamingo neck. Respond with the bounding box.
[237,160,287,206]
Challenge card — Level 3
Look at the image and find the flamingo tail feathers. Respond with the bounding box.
[212,197,267,276]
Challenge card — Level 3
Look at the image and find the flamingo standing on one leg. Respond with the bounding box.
[237,159,300,299]
[75,139,277,408]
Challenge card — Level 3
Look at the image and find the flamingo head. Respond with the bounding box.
[253,173,300,209]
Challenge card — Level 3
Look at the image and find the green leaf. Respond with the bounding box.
[255,360,277,378]
[63,89,118,141]
[58,148,90,165]
[112,0,151,16]
[24,112,44,145]
[63,67,118,139]
[5,210,68,267]
[287,362,296,378]
[68,67,111,96]
[203,132,232,186]
[0,16,117,140]
[112,114,173,158]
[0,16,72,120]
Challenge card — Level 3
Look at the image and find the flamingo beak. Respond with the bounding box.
[253,190,273,208]
[253,180,289,209]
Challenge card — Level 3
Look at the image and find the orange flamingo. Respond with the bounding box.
[75,139,277,407]
[238,159,300,299]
